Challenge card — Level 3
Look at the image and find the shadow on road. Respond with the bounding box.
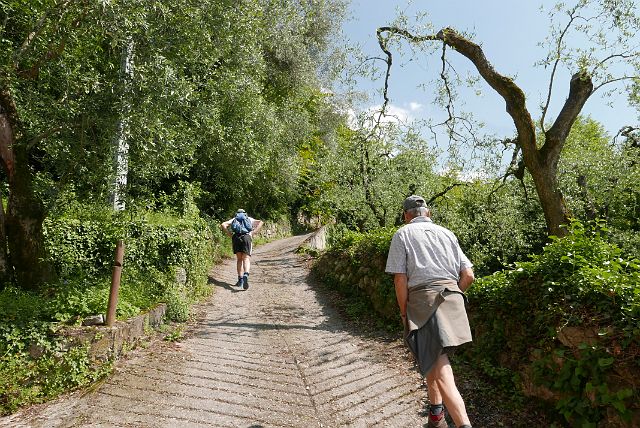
[208,277,243,293]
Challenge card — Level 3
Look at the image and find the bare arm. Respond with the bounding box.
[220,219,233,238]
[393,273,409,318]
[458,267,475,292]
[251,219,264,236]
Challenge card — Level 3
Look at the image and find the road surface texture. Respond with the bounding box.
[2,234,434,428]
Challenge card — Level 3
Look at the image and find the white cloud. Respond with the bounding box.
[346,102,423,130]
[364,104,412,126]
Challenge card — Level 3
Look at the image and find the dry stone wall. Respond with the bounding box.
[312,250,399,322]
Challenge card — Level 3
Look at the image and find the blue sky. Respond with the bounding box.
[342,0,638,140]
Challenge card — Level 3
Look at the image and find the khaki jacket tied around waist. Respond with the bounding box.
[406,279,472,347]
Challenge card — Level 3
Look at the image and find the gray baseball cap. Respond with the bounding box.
[403,195,426,211]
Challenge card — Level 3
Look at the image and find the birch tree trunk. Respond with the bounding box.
[110,40,134,211]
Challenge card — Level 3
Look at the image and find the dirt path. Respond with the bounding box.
[1,234,430,428]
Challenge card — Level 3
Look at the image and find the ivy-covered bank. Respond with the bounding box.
[0,202,291,415]
[311,222,640,427]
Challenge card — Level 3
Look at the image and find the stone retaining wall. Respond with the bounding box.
[62,304,167,361]
[312,250,398,321]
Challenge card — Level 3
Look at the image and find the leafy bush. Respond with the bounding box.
[314,227,399,327]
[467,220,640,426]
[434,179,547,276]
[0,308,113,415]
[163,283,190,323]
[0,338,111,415]
[317,219,640,426]
[0,203,221,415]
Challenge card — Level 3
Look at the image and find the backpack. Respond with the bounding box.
[230,212,253,235]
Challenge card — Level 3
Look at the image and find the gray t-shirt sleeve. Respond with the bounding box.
[385,232,406,274]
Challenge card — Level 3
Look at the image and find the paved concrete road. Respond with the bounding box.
[2,234,429,427]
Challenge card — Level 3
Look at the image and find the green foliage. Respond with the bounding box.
[298,123,440,230]
[163,283,190,323]
[314,226,399,327]
[317,219,640,425]
[163,326,185,343]
[0,343,111,415]
[0,202,221,414]
[44,203,216,300]
[467,220,640,426]
[1,0,347,292]
[434,179,547,276]
[324,225,396,263]
[0,300,112,415]
[532,345,634,425]
[557,116,640,260]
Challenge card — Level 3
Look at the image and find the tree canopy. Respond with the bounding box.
[374,0,640,237]
[0,0,347,289]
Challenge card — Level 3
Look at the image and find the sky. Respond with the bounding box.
[341,0,638,141]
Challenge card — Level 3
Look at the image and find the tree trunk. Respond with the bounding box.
[528,163,570,237]
[5,144,55,289]
[110,39,134,211]
[0,185,10,287]
[1,88,56,290]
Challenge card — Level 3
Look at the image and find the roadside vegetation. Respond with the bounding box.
[1,1,639,426]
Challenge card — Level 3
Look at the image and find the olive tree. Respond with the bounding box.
[376,0,640,237]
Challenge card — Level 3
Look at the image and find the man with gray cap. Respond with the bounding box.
[385,195,475,428]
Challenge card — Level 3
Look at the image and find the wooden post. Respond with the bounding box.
[106,240,125,327]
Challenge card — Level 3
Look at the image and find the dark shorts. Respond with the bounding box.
[232,233,252,255]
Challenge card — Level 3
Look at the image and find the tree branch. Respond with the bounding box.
[377,26,538,163]
[542,71,593,162]
[488,141,524,201]
[15,0,88,79]
[17,39,67,79]
[14,0,74,64]
[440,42,455,131]
[427,183,466,205]
[592,52,638,74]
[592,75,638,94]
[614,125,640,149]
[540,7,579,133]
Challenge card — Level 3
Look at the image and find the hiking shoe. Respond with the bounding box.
[235,279,244,288]
[242,275,249,290]
[427,412,447,428]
